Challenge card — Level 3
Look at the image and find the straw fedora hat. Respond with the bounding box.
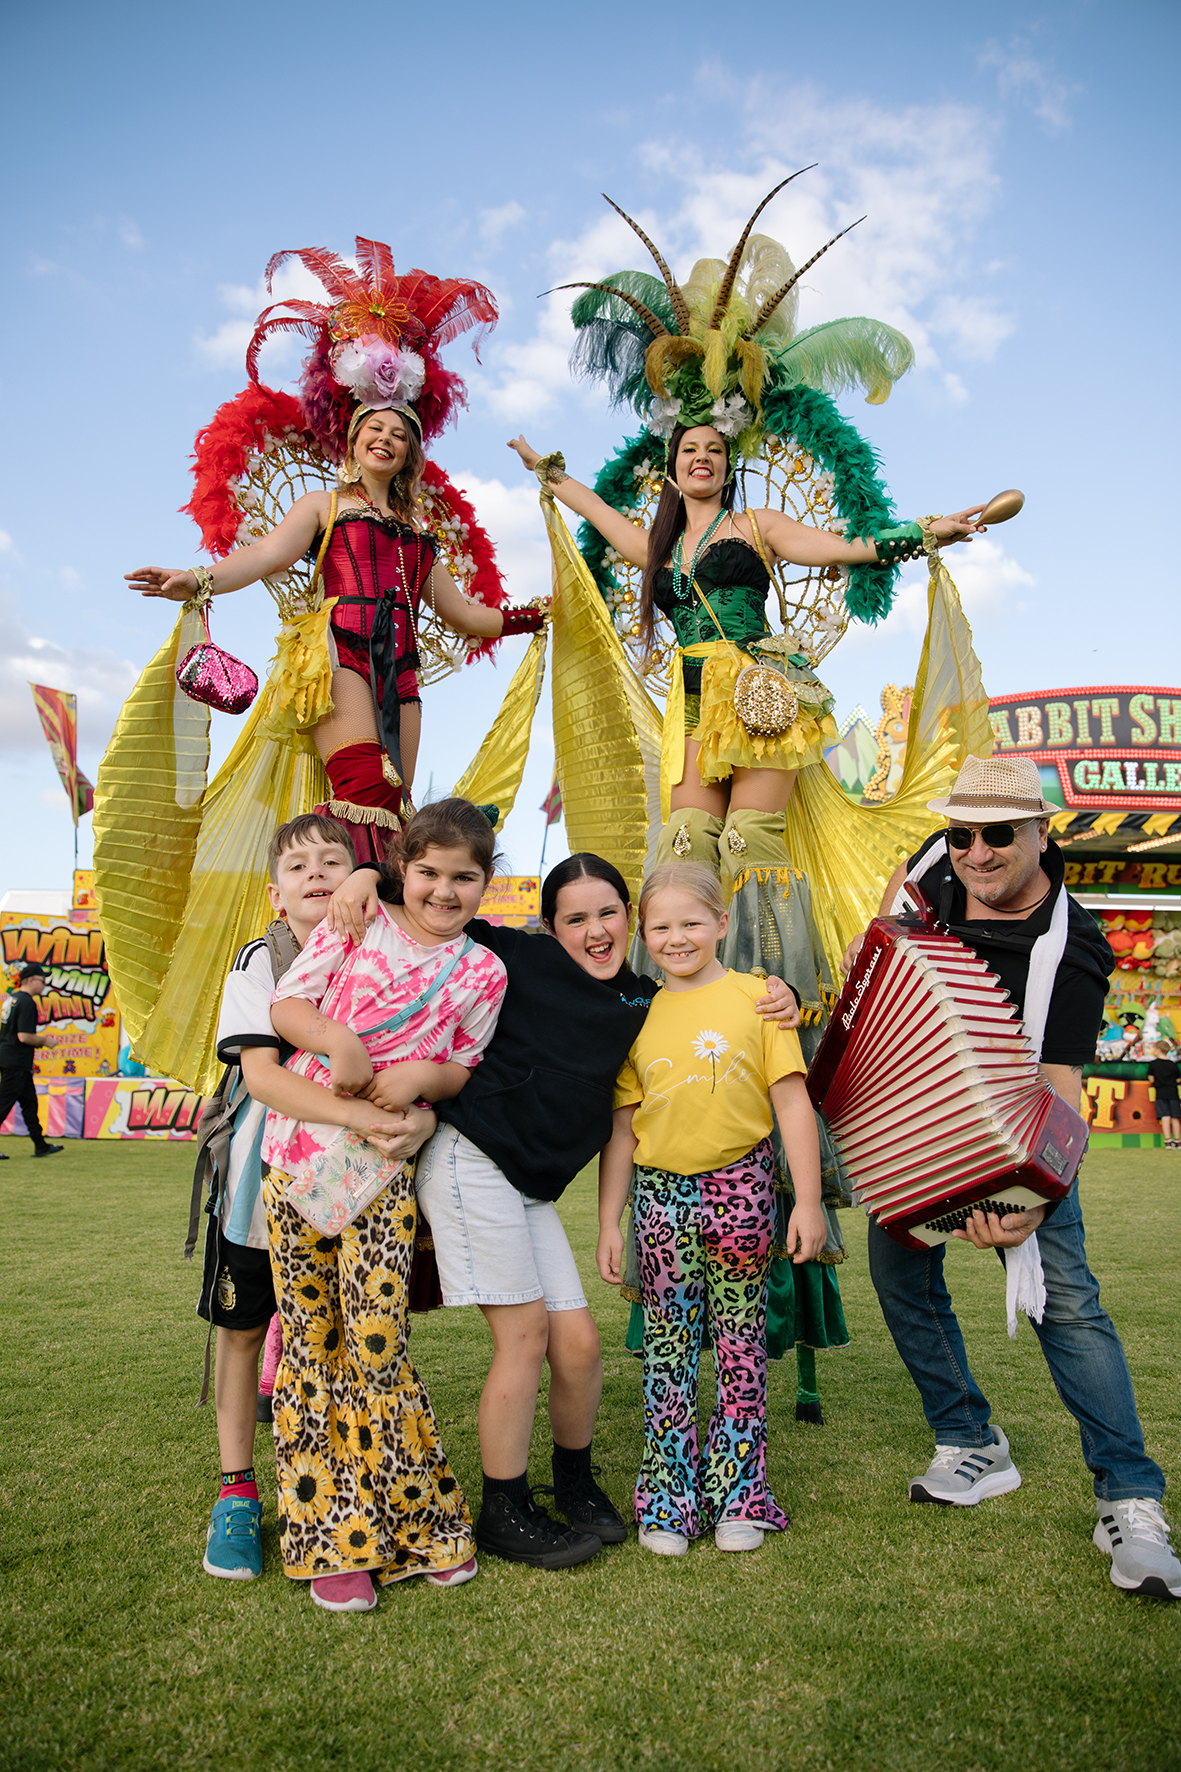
[927,753,1058,823]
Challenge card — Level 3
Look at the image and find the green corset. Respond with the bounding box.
[653,540,773,694]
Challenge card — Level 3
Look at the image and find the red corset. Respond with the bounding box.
[319,511,436,705]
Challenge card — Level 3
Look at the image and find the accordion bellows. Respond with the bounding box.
[807,895,1087,1250]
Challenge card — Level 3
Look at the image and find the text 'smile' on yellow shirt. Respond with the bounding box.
[613,971,806,1175]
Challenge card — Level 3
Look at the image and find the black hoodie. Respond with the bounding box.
[907,834,1114,1067]
[437,920,658,1201]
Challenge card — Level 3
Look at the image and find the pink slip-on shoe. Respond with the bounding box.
[309,1571,377,1612]
[426,1555,479,1588]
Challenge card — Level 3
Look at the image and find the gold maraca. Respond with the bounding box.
[978,489,1024,525]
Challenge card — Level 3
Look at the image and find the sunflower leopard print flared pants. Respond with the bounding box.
[262,1163,473,1582]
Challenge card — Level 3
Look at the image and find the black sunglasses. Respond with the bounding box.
[946,820,1035,851]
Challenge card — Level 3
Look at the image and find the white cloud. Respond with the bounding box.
[480,201,527,245]
[194,260,334,375]
[445,471,553,605]
[0,529,12,552]
[840,536,1034,651]
[118,217,144,251]
[0,593,138,757]
[479,89,1012,422]
[929,294,1015,361]
[979,39,1082,132]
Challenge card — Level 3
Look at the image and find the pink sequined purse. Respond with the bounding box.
[176,609,258,715]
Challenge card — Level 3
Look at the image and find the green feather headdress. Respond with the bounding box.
[560,172,914,458]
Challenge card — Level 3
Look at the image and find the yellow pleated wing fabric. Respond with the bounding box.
[93,609,211,1056]
[453,631,548,830]
[543,493,663,901]
[784,553,993,980]
[95,623,329,1095]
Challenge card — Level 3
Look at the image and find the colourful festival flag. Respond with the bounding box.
[541,771,563,826]
[29,683,94,824]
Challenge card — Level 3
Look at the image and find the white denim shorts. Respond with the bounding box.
[415,1123,588,1312]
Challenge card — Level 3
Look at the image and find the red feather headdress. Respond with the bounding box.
[182,238,508,648]
[246,235,498,455]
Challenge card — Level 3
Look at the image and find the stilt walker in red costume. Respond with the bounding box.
[126,239,545,860]
[98,239,544,1092]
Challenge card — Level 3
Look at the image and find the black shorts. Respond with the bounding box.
[197,1208,276,1330]
[1156,1096,1181,1120]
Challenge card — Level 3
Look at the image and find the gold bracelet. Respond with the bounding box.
[919,515,943,559]
[184,565,215,611]
[533,451,568,488]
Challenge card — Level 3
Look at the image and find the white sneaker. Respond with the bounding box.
[909,1425,1022,1506]
[638,1525,689,1557]
[715,1519,764,1552]
[1094,1499,1181,1599]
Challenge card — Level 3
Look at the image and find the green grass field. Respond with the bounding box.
[1,1138,1178,1772]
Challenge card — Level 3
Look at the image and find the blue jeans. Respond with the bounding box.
[867,1181,1165,1501]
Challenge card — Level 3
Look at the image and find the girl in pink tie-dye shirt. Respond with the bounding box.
[251,798,506,1614]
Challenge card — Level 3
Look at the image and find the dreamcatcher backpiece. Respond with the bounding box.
[601,433,850,697]
[229,430,489,686]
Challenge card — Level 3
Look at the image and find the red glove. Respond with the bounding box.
[499,602,549,636]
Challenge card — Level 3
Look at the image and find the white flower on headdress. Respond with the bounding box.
[332,336,425,411]
[647,396,683,439]
[709,394,752,438]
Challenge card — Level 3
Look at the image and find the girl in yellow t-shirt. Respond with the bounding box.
[598,862,826,1557]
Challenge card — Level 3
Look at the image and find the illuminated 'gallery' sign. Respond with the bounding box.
[988,687,1181,809]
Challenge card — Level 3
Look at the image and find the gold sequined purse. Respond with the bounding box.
[691,577,798,738]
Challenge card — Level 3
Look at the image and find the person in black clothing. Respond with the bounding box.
[331,850,798,1570]
[844,754,1179,1601]
[0,964,64,1158]
[1147,1043,1181,1149]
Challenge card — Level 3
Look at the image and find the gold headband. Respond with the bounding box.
[348,403,422,446]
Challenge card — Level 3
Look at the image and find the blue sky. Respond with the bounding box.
[2,0,1177,897]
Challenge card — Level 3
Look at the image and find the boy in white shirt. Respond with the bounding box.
[197,814,435,1580]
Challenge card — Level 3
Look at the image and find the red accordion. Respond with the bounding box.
[807,890,1087,1250]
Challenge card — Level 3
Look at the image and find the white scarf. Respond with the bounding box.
[892,839,1069,1336]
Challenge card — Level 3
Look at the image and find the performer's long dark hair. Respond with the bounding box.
[637,424,737,665]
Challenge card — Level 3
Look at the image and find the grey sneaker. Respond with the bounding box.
[909,1425,1022,1506]
[1094,1499,1181,1599]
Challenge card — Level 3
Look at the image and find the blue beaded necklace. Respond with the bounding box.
[671,511,727,621]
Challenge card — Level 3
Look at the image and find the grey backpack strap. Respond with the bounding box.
[191,920,299,1405]
[189,919,294,1259]
[263,917,300,981]
[184,1071,250,1261]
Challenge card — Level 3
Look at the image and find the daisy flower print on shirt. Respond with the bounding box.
[691,1028,730,1091]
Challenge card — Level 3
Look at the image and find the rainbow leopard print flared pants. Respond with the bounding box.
[633,1138,790,1538]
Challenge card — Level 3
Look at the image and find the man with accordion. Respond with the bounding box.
[834,754,1179,1602]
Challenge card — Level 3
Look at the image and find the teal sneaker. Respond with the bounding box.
[203,1495,263,1579]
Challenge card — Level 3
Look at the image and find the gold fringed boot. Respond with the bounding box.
[718,807,795,900]
[654,808,724,870]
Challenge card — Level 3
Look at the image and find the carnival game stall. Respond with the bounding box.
[988,685,1181,1147]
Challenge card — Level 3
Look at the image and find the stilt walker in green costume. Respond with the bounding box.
[510,173,994,1418]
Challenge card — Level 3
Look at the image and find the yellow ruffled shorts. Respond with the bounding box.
[692,648,837,781]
